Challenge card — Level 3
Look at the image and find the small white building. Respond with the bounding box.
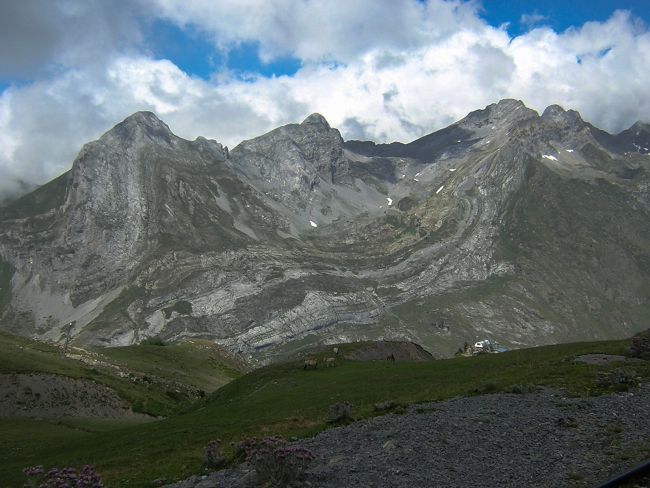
[472,339,508,354]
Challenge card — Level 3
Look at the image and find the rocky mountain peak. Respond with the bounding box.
[493,98,526,110]
[301,113,331,129]
[233,112,342,154]
[627,121,650,136]
[611,120,650,154]
[227,113,348,226]
[98,111,175,148]
[460,98,537,131]
[541,104,584,127]
[230,112,345,180]
[122,110,169,128]
[488,98,537,120]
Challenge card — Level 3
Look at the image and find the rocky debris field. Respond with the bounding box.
[0,373,150,419]
[169,384,650,488]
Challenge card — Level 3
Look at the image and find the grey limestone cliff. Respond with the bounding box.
[0,100,648,362]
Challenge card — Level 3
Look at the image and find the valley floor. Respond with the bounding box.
[171,384,650,488]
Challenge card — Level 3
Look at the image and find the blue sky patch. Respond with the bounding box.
[148,20,219,79]
[227,42,302,78]
[148,20,302,80]
[479,0,650,36]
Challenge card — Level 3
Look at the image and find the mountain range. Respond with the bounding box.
[0,99,648,362]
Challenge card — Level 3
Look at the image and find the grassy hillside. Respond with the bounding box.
[2,337,649,486]
[95,340,248,393]
[0,331,244,417]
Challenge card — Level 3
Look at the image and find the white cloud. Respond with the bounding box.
[520,12,549,29]
[0,2,649,200]
[0,58,281,195]
[507,10,650,130]
[0,0,145,79]
[151,0,482,63]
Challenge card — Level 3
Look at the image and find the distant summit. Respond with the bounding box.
[301,113,331,128]
[541,104,585,126]
[101,110,175,144]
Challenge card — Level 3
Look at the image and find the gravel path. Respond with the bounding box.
[169,385,650,488]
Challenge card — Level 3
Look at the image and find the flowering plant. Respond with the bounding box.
[204,438,226,468]
[23,465,103,487]
[233,436,315,486]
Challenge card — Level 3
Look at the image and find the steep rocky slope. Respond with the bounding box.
[0,100,648,360]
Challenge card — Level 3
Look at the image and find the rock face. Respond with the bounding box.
[229,113,385,229]
[0,100,649,361]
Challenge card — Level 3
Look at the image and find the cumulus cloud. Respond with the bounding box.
[0,1,649,201]
[150,0,482,63]
[0,0,145,79]
[0,57,281,196]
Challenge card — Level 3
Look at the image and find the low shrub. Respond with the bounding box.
[374,400,397,412]
[471,382,499,394]
[162,301,193,319]
[234,436,315,486]
[131,400,145,413]
[165,390,184,400]
[326,401,353,424]
[628,329,650,359]
[596,368,638,391]
[503,383,538,394]
[23,465,103,487]
[141,336,166,346]
[204,439,225,469]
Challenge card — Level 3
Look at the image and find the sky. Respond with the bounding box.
[1,0,650,199]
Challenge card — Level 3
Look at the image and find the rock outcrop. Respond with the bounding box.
[0,101,648,361]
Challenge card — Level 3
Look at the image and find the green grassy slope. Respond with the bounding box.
[2,337,649,486]
[96,340,247,393]
[0,331,244,417]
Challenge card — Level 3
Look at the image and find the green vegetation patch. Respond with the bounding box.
[96,340,245,394]
[3,338,649,486]
[0,331,243,420]
[140,336,167,346]
[0,258,15,314]
[162,300,193,319]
